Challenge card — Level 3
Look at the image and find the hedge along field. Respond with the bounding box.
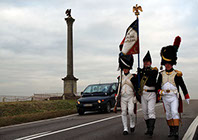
[0,100,77,127]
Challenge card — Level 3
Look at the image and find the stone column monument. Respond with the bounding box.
[62,9,78,97]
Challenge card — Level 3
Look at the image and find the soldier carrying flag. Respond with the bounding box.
[115,18,139,135]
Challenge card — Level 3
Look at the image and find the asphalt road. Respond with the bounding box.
[0,100,197,140]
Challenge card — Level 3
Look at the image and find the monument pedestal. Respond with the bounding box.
[62,75,78,97]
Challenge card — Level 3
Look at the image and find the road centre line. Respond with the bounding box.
[182,115,198,140]
[15,132,51,140]
[15,103,162,140]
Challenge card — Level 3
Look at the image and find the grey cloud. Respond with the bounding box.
[0,0,198,99]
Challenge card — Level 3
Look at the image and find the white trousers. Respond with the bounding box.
[141,86,156,120]
[121,95,135,131]
[162,82,179,120]
[162,94,179,120]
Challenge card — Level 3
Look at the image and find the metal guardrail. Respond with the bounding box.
[0,95,33,102]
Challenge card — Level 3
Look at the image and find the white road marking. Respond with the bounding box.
[15,132,51,140]
[15,103,162,140]
[15,115,122,140]
[0,113,78,130]
[182,115,198,140]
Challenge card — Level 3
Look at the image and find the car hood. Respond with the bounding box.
[78,96,109,103]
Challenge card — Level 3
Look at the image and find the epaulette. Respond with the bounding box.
[175,70,183,77]
[152,67,158,71]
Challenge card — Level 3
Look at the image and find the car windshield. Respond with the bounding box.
[83,84,111,94]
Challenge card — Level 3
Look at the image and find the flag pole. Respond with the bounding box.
[133,4,142,124]
[137,17,140,90]
[133,4,142,90]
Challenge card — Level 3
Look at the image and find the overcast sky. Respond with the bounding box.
[0,0,198,99]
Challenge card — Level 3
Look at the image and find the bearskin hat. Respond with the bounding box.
[160,36,181,65]
[119,53,134,70]
[143,51,152,63]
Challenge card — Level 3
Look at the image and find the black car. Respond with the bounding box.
[76,82,118,115]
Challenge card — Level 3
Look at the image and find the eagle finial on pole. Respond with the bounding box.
[133,4,143,17]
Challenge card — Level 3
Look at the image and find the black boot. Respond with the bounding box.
[130,127,135,133]
[123,131,128,135]
[174,126,179,138]
[168,126,174,137]
[145,120,149,135]
[148,119,155,136]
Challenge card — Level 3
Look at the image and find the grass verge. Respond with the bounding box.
[0,100,77,127]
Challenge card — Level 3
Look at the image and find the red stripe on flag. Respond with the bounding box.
[126,38,139,55]
[119,37,125,51]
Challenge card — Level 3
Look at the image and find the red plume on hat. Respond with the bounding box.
[173,36,181,51]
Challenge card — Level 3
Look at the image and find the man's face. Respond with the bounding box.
[123,69,130,74]
[144,61,151,68]
[165,63,173,70]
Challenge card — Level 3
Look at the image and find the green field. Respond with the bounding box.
[0,100,77,127]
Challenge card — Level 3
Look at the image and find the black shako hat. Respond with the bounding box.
[160,36,181,65]
[119,53,134,70]
[143,51,152,63]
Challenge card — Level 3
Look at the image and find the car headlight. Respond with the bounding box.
[77,101,80,104]
[98,100,101,103]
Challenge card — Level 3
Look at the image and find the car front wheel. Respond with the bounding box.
[78,109,84,115]
[105,102,111,113]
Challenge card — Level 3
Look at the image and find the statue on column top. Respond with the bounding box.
[66,9,71,17]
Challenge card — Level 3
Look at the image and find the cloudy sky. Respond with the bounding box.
[0,0,198,99]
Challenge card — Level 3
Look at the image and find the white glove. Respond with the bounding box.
[186,99,190,104]
[159,90,165,96]
[115,95,118,101]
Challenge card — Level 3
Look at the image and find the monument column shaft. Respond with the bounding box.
[62,11,78,96]
[65,17,75,76]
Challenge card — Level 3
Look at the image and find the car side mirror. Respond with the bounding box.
[81,92,83,95]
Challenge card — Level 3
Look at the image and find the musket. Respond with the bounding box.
[113,70,122,113]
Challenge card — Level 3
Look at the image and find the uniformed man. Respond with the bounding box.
[157,36,190,138]
[118,53,138,135]
[138,51,158,136]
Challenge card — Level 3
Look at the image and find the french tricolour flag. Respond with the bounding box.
[119,18,139,55]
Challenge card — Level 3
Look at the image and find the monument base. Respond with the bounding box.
[62,75,78,97]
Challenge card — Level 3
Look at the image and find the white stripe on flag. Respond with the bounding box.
[122,27,138,54]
